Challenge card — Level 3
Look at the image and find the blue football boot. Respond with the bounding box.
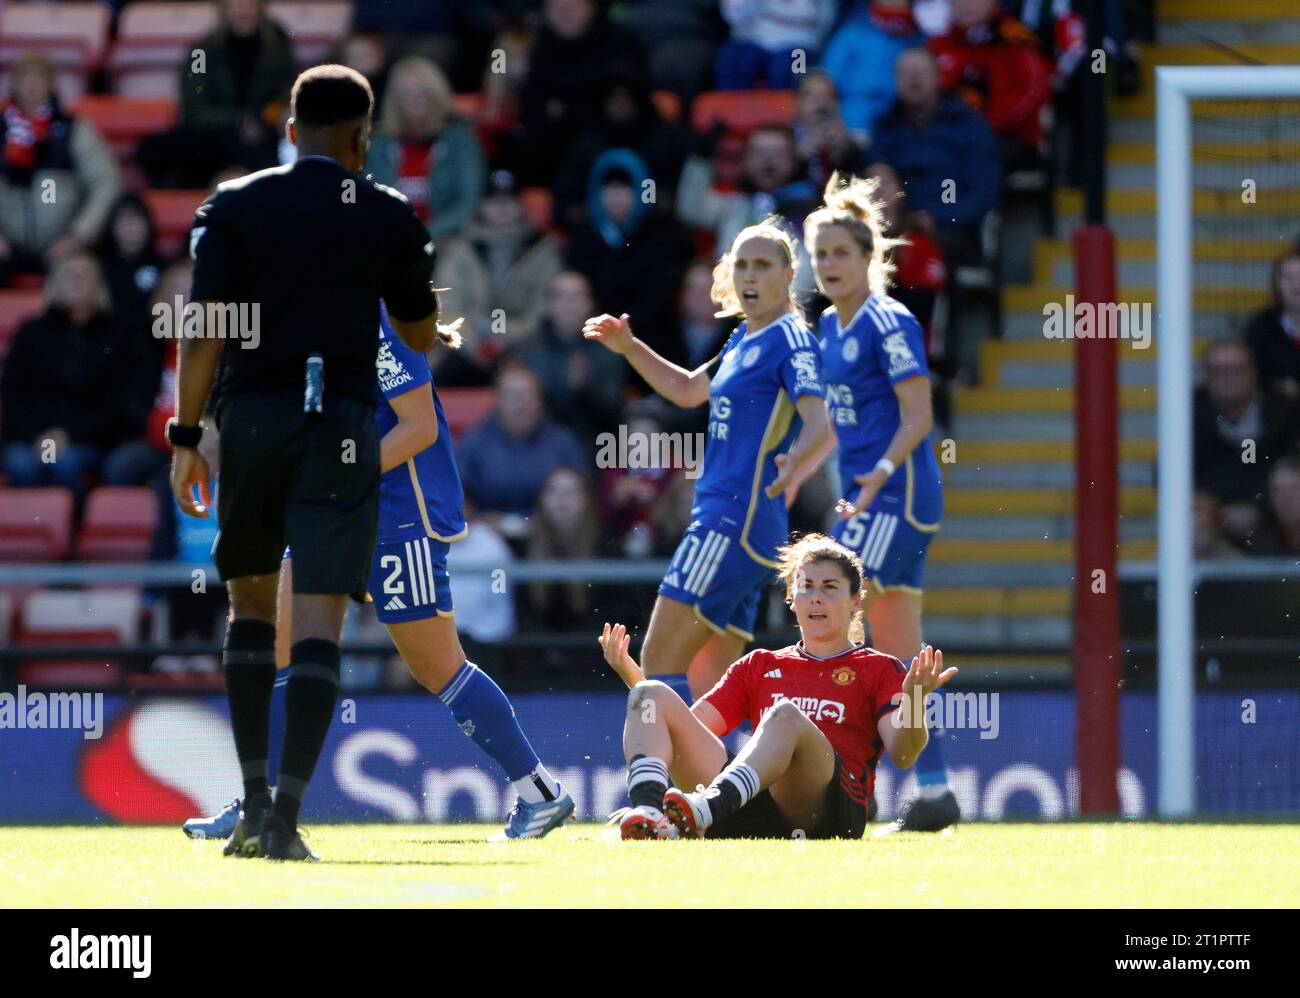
[489,785,576,841]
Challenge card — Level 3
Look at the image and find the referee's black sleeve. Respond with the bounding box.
[380,193,439,322]
[189,190,239,302]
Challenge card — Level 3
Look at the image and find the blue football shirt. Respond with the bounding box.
[818,294,942,527]
[696,311,826,566]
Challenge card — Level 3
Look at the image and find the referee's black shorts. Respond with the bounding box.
[214,391,379,598]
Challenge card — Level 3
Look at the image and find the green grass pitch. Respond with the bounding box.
[1,823,1295,907]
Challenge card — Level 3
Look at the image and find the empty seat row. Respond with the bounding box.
[0,486,158,562]
[0,2,354,104]
[0,586,143,688]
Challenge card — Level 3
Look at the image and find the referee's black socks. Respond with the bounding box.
[273,638,342,830]
[222,618,277,803]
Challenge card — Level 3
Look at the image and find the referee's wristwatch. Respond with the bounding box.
[166,418,204,449]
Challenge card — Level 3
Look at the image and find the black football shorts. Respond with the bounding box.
[708,753,868,840]
[214,391,379,598]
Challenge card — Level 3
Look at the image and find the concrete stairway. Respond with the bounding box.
[922,0,1300,674]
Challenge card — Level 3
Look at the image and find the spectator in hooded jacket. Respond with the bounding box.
[138,0,298,187]
[928,0,1052,171]
[0,52,121,284]
[552,70,693,229]
[513,0,648,185]
[566,149,695,355]
[715,0,839,89]
[365,56,485,241]
[870,47,1000,267]
[1245,249,1300,399]
[820,0,925,136]
[0,253,154,500]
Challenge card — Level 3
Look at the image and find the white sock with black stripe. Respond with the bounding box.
[628,755,670,810]
[702,762,760,827]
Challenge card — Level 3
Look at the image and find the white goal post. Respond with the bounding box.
[1155,65,1300,817]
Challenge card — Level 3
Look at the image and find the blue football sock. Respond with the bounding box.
[915,727,950,793]
[266,670,289,787]
[438,662,544,784]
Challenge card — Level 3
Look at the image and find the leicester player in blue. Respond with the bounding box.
[795,172,957,831]
[185,307,573,845]
[583,221,832,709]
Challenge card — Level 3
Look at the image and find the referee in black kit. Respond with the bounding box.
[168,65,439,860]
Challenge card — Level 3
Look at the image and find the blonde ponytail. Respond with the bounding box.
[804,171,906,297]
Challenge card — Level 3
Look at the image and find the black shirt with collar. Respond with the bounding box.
[189,155,437,408]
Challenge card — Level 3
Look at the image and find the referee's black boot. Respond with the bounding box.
[222,792,271,858]
[260,813,318,862]
[894,789,961,832]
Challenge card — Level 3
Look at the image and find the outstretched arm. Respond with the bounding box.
[583,313,712,409]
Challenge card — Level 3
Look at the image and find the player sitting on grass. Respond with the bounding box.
[599,533,956,839]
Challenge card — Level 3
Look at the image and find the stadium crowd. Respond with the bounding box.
[8,0,1255,687]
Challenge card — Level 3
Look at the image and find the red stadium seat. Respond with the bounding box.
[142,189,207,257]
[113,1,220,56]
[16,657,126,689]
[0,487,74,561]
[112,67,184,101]
[0,289,46,363]
[21,589,142,643]
[16,587,139,686]
[71,96,178,159]
[690,89,797,135]
[520,187,553,231]
[109,2,220,97]
[439,388,496,439]
[78,487,160,562]
[268,1,352,64]
[0,2,111,70]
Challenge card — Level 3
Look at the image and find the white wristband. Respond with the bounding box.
[874,457,896,477]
